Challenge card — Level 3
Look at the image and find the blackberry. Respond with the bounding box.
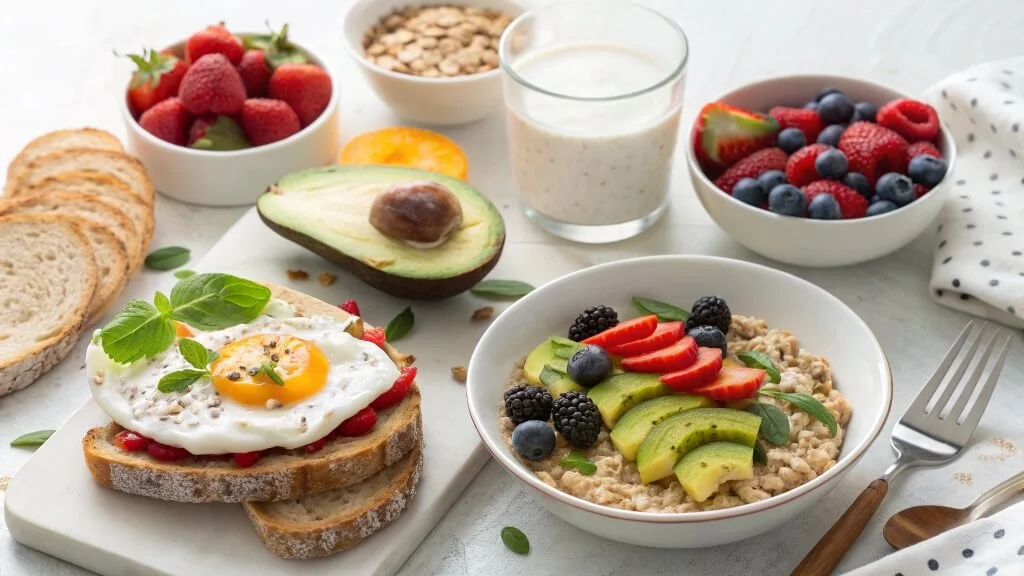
[686,296,732,334]
[551,391,601,448]
[503,385,553,425]
[567,305,619,342]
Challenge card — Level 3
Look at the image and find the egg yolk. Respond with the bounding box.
[174,321,193,338]
[210,334,329,406]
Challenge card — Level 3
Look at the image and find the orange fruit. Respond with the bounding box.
[338,126,469,180]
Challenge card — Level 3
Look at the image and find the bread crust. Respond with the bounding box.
[11,149,155,204]
[4,128,124,195]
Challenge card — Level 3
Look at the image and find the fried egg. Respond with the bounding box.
[85,298,400,454]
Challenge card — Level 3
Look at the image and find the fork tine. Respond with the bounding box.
[906,321,977,415]
[956,331,1013,434]
[944,328,1001,421]
[927,322,989,416]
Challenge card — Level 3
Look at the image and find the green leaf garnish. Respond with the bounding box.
[153,291,172,315]
[500,526,529,555]
[190,115,252,151]
[559,450,597,475]
[99,299,176,363]
[471,279,535,299]
[260,361,285,386]
[746,402,791,446]
[549,336,581,359]
[145,246,191,270]
[385,307,415,342]
[10,429,55,448]
[753,441,768,465]
[177,338,210,370]
[759,390,837,437]
[157,369,207,393]
[207,348,220,364]
[539,364,565,387]
[173,269,197,279]
[737,351,781,383]
[168,273,272,331]
[632,296,689,321]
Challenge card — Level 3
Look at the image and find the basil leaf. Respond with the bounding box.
[261,361,285,386]
[385,307,415,342]
[753,441,768,465]
[550,336,581,359]
[169,273,272,330]
[10,429,55,447]
[539,364,565,387]
[157,369,207,393]
[177,338,209,369]
[746,402,791,446]
[760,390,838,437]
[153,291,172,315]
[632,296,689,321]
[737,351,781,383]
[559,450,597,475]
[500,526,529,555]
[145,246,190,270]
[471,279,535,299]
[100,299,176,363]
[173,269,197,279]
[207,348,220,364]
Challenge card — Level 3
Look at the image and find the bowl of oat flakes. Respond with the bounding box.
[342,0,524,126]
[466,255,893,548]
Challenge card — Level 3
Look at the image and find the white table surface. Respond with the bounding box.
[1,0,1023,575]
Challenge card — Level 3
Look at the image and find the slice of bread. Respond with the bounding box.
[244,441,423,559]
[4,128,124,195]
[72,220,128,324]
[11,149,154,205]
[0,214,97,398]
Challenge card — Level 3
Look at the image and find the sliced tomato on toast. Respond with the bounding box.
[620,336,698,373]
[659,347,724,391]
[606,321,684,357]
[688,365,765,401]
[582,314,658,349]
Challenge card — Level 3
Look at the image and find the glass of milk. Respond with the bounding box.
[499,2,688,243]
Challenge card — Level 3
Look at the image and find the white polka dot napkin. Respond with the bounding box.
[923,57,1024,329]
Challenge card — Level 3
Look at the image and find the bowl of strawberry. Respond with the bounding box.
[687,75,956,268]
[120,23,340,207]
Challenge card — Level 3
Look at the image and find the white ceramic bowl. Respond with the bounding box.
[121,38,341,207]
[467,255,893,548]
[688,75,957,268]
[341,0,526,126]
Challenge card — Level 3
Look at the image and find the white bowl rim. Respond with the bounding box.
[466,254,894,524]
[686,73,958,225]
[120,33,341,159]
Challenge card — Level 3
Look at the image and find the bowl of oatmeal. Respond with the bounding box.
[466,255,892,548]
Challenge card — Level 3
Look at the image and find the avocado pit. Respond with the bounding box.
[369,181,463,249]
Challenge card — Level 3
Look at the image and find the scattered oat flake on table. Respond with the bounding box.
[318,272,337,286]
[0,475,9,492]
[451,366,467,383]
[953,472,974,486]
[471,306,494,321]
[286,269,309,280]
[979,438,1018,462]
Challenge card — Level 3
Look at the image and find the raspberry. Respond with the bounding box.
[361,326,386,348]
[713,148,788,193]
[908,141,942,159]
[877,98,940,143]
[147,442,191,462]
[914,184,930,198]
[339,299,361,316]
[113,430,152,452]
[338,407,378,436]
[371,366,417,410]
[785,144,831,187]
[232,451,263,467]
[802,181,868,219]
[838,122,909,186]
[769,107,824,141]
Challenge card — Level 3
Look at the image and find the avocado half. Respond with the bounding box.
[257,165,506,300]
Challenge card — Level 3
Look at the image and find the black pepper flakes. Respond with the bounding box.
[270,353,279,362]
[227,372,241,381]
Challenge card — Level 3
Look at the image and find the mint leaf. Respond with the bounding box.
[190,115,251,151]
[753,441,768,465]
[10,429,55,448]
[261,361,285,386]
[177,338,209,369]
[100,299,176,363]
[737,351,781,383]
[145,246,190,270]
[500,526,529,555]
[559,451,597,475]
[385,307,414,342]
[632,296,689,321]
[759,390,837,437]
[550,336,581,359]
[173,269,197,279]
[471,279,534,299]
[169,273,271,330]
[157,369,207,393]
[746,402,791,446]
[154,291,172,315]
[539,364,566,387]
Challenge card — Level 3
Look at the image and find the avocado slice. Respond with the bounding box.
[587,373,670,429]
[635,408,761,484]
[257,165,505,300]
[673,442,755,502]
[609,394,717,461]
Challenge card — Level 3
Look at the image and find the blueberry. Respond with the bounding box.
[768,184,808,217]
[566,345,612,388]
[852,102,878,123]
[777,127,806,154]
[804,100,819,111]
[907,155,948,187]
[731,178,767,206]
[842,172,872,199]
[866,200,899,217]
[687,325,727,356]
[808,193,841,219]
[815,149,849,179]
[511,420,556,461]
[875,172,916,206]
[818,93,856,125]
[816,124,846,146]
[757,170,787,193]
[816,87,843,102]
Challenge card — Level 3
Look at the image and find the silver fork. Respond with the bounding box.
[791,321,1014,576]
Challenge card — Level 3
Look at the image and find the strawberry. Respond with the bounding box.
[339,299,361,316]
[185,24,244,65]
[232,451,262,467]
[877,98,940,143]
[138,97,192,145]
[714,147,789,193]
[268,63,333,126]
[178,53,247,115]
[907,141,942,159]
[240,98,301,145]
[124,49,188,116]
[338,407,377,436]
[659,347,723,392]
[769,106,824,142]
[303,438,326,454]
[113,430,151,452]
[582,315,658,349]
[238,49,270,96]
[362,326,386,348]
[189,114,251,150]
[605,322,683,357]
[785,144,831,188]
[695,102,779,169]
[802,181,869,219]
[147,442,191,462]
[914,183,930,198]
[689,365,765,402]
[838,122,910,186]
[371,366,417,410]
[620,336,698,373]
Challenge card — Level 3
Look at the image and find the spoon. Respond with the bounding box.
[883,470,1024,549]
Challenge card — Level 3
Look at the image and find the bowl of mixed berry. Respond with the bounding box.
[686,75,956,268]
